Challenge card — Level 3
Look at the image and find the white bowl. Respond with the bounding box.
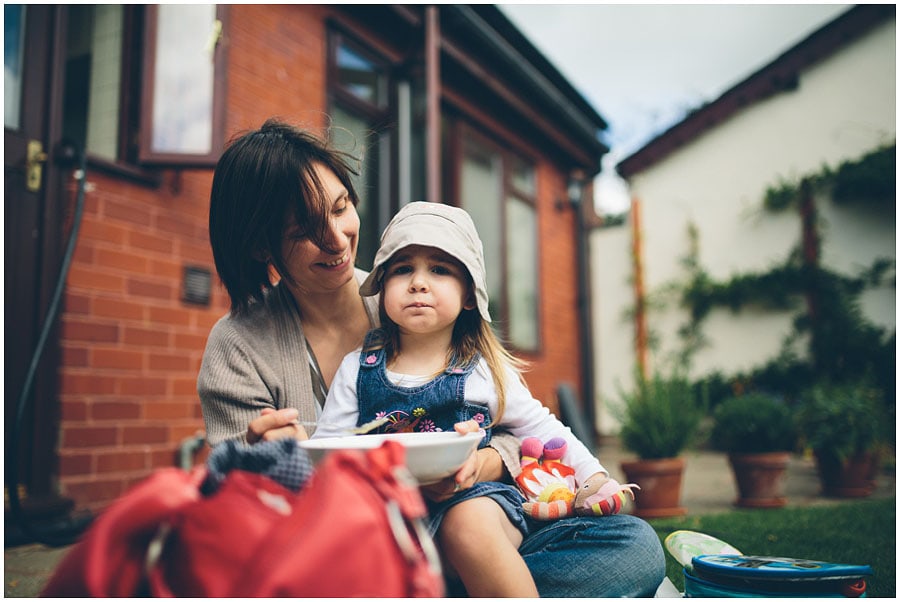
[299,431,483,484]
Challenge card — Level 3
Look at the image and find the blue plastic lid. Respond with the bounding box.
[693,555,873,583]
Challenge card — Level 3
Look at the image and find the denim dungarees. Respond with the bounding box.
[356,329,528,536]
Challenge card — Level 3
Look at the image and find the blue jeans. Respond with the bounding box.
[519,514,665,597]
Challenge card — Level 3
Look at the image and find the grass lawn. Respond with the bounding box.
[648,497,896,598]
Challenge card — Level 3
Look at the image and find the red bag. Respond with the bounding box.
[41,441,444,597]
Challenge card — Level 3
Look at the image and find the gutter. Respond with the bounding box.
[445,4,608,158]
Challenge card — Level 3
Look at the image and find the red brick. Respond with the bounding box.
[60,400,89,421]
[118,376,168,396]
[96,450,149,473]
[171,377,199,396]
[156,214,198,238]
[62,426,118,448]
[127,278,174,301]
[144,401,193,420]
[123,325,170,347]
[61,345,90,367]
[170,424,207,445]
[104,197,154,226]
[60,373,117,395]
[60,319,119,343]
[96,247,150,273]
[148,352,192,372]
[90,401,142,421]
[79,219,128,246]
[58,453,93,476]
[148,258,181,280]
[122,425,168,445]
[63,293,91,315]
[67,265,126,293]
[92,297,146,321]
[150,447,180,469]
[148,306,192,327]
[92,348,144,371]
[129,230,174,254]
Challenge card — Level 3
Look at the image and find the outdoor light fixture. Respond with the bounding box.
[567,171,585,205]
[557,170,587,211]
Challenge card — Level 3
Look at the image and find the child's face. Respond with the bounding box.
[381,245,475,336]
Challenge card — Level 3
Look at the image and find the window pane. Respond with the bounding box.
[63,5,122,161]
[150,4,216,154]
[506,196,539,350]
[4,5,25,130]
[85,5,123,159]
[461,139,503,322]
[336,43,385,107]
[510,155,535,196]
[330,105,380,270]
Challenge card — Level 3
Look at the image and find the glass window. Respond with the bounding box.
[329,105,381,270]
[140,4,226,165]
[148,4,216,155]
[459,132,539,351]
[4,5,25,130]
[506,195,539,349]
[336,44,386,107]
[63,5,123,161]
[327,31,395,271]
[460,139,503,321]
[60,5,227,169]
[510,155,536,196]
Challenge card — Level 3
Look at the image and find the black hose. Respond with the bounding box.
[7,147,93,547]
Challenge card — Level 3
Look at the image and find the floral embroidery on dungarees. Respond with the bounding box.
[372,407,443,433]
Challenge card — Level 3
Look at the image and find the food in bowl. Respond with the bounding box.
[299,431,483,484]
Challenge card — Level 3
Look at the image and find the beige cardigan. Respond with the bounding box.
[197,269,522,477]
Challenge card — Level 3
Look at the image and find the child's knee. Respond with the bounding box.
[440,498,522,551]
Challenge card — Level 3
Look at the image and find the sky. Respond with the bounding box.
[498,3,853,213]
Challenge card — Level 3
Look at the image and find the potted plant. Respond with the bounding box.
[616,369,705,518]
[796,380,886,498]
[710,392,796,508]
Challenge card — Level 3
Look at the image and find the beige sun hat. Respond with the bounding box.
[359,201,491,322]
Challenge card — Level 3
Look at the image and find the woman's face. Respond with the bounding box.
[279,162,360,294]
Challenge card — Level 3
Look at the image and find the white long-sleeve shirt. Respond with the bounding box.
[314,349,606,484]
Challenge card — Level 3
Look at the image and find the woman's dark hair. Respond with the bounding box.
[209,118,360,314]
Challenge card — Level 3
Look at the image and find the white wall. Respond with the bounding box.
[590,18,896,434]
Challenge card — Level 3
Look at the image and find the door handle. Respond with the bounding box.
[26,139,48,193]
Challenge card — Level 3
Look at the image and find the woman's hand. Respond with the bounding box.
[420,420,500,502]
[247,407,309,444]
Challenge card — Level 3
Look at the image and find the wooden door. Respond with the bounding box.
[4,5,65,507]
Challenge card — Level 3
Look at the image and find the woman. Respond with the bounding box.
[198,118,665,597]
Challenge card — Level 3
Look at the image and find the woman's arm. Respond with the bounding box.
[198,319,304,445]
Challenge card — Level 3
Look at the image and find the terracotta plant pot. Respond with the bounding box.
[620,457,687,518]
[814,450,879,498]
[727,451,790,508]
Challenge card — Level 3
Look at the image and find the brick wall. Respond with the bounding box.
[58,169,228,511]
[521,165,582,415]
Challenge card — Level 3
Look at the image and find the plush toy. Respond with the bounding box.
[515,436,640,521]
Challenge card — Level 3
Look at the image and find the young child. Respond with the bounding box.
[313,201,623,597]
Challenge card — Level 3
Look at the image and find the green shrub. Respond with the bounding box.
[796,381,886,463]
[616,370,706,459]
[710,393,796,454]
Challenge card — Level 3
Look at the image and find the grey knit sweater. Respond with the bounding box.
[197,269,522,477]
